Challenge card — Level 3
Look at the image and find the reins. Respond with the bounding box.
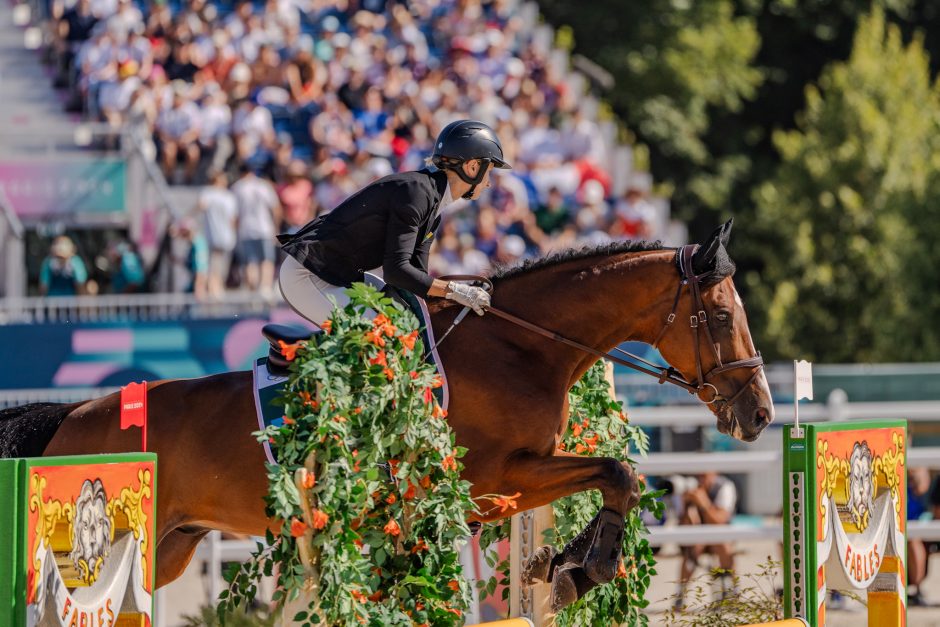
[436,244,764,406]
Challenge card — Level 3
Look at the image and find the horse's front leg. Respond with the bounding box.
[494,451,639,611]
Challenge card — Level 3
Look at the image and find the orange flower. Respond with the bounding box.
[410,539,428,554]
[302,472,316,489]
[388,459,400,474]
[445,608,462,617]
[419,475,432,489]
[409,371,419,379]
[383,366,395,380]
[431,375,443,388]
[431,403,447,419]
[333,414,347,423]
[311,509,329,530]
[619,410,628,423]
[350,589,368,603]
[369,351,388,367]
[616,559,628,579]
[490,491,522,513]
[278,340,303,361]
[282,416,295,426]
[289,518,307,538]
[352,406,363,414]
[447,580,460,592]
[403,482,416,500]
[575,443,588,454]
[321,319,332,334]
[368,590,383,602]
[423,387,434,405]
[583,433,599,453]
[571,422,583,437]
[441,453,457,472]
[384,518,401,536]
[400,330,419,353]
[373,314,390,327]
[298,390,319,409]
[365,327,386,347]
[385,493,397,505]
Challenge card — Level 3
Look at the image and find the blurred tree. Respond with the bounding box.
[750,8,940,361]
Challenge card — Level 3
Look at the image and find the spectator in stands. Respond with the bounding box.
[612,178,659,241]
[535,186,572,235]
[107,239,145,293]
[232,165,281,297]
[39,236,88,297]
[908,467,940,605]
[674,471,738,610]
[197,85,234,179]
[98,58,140,135]
[157,81,202,183]
[171,218,209,300]
[277,160,316,235]
[197,171,238,299]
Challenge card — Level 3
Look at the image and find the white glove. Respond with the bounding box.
[445,281,491,315]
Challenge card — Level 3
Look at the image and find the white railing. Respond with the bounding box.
[0,387,118,409]
[646,520,940,546]
[0,290,282,324]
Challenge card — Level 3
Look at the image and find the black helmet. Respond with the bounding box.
[431,120,511,198]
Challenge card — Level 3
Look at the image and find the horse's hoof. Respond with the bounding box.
[550,564,579,612]
[522,545,557,585]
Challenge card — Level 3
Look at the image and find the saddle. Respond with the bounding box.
[262,324,317,376]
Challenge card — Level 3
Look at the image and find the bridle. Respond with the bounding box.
[438,244,764,408]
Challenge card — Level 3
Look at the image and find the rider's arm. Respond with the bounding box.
[383,200,437,297]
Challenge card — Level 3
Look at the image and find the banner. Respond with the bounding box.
[0,159,126,219]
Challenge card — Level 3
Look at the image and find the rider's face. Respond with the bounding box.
[462,160,493,200]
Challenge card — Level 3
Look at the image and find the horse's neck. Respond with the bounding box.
[492,250,677,385]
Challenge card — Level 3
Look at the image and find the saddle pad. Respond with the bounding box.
[253,297,450,466]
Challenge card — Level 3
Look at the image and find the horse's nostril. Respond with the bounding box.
[755,407,771,428]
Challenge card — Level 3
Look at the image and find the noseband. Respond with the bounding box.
[445,243,764,408]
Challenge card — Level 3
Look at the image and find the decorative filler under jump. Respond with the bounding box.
[0,453,156,627]
[784,420,906,626]
[220,284,477,625]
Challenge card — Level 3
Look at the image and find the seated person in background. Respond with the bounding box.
[907,467,940,606]
[675,471,737,610]
[39,236,88,297]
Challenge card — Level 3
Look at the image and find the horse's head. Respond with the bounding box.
[654,220,774,442]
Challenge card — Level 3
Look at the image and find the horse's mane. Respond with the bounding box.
[489,240,666,283]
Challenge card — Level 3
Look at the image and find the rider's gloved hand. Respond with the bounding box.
[445,281,490,316]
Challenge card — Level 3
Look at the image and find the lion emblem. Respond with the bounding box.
[847,441,875,532]
[70,478,112,585]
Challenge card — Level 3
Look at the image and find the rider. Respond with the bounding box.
[277,119,511,326]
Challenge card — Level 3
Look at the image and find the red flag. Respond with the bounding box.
[120,381,148,450]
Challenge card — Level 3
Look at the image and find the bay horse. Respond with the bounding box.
[0,220,773,611]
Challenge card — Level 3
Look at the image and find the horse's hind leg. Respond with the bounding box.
[156,527,210,588]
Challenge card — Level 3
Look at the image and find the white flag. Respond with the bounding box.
[794,360,813,401]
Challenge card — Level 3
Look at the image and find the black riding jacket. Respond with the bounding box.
[278,169,448,297]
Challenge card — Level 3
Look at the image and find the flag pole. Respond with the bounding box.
[793,359,800,435]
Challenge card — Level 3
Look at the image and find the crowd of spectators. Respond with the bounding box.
[41,0,667,297]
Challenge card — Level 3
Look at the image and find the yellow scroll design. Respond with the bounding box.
[871,432,905,521]
[107,467,153,581]
[28,473,75,599]
[816,439,849,522]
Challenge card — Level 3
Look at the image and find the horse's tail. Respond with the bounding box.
[0,402,77,459]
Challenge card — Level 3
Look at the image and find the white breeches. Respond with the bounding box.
[278,255,383,327]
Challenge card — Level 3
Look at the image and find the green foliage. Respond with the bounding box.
[218,284,474,626]
[478,362,664,625]
[750,8,940,361]
[183,605,275,627]
[661,560,784,626]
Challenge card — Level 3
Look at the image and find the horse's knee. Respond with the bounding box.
[598,458,638,513]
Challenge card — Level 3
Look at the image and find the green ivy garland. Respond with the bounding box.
[219,284,475,626]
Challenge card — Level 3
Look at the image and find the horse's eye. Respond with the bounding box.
[714,311,731,324]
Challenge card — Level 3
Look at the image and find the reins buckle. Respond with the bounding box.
[690,315,698,328]
[666,313,676,324]
[698,310,707,323]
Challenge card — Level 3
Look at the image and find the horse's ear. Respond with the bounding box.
[719,218,733,248]
[692,224,723,274]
